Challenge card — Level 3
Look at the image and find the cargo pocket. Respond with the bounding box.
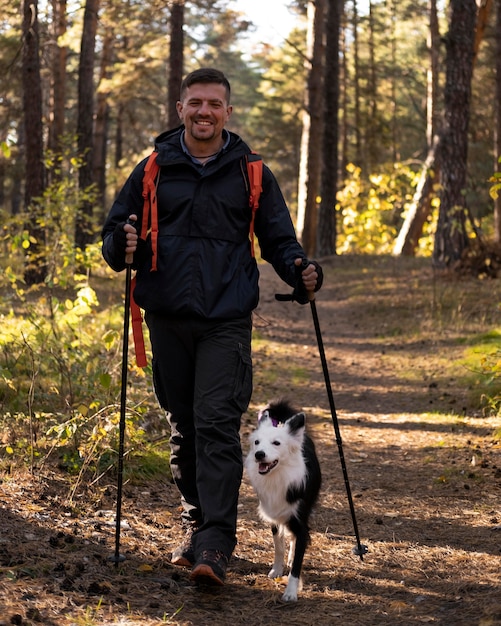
[232,342,253,413]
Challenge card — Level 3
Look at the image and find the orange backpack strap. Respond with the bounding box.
[245,152,263,258]
[141,151,160,271]
[130,275,147,368]
[131,151,159,368]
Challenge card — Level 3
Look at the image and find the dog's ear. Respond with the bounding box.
[258,408,270,424]
[285,411,305,434]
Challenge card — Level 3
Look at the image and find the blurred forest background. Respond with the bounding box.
[2,0,501,278]
[1,0,501,473]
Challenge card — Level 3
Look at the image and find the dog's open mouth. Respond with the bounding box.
[258,460,278,474]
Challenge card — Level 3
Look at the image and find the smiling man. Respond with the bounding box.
[102,68,323,587]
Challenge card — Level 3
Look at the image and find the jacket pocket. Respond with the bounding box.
[232,342,253,413]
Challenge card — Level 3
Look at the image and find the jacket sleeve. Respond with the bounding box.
[254,165,306,288]
[101,158,147,272]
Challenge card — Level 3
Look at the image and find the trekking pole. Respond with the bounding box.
[276,259,368,561]
[109,219,135,566]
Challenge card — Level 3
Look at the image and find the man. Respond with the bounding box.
[102,68,323,586]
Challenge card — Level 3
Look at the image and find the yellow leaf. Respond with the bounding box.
[138,564,153,572]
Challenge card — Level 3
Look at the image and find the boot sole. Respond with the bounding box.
[190,563,225,586]
[171,554,194,568]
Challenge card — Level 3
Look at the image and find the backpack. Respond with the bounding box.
[130,150,263,367]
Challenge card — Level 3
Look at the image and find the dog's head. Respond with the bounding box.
[247,409,306,475]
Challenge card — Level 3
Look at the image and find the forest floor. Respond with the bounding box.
[1,254,501,625]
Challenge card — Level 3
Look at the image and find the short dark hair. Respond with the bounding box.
[180,68,231,103]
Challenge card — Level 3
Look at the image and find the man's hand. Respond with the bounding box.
[124,214,138,257]
[294,258,323,294]
[113,213,138,261]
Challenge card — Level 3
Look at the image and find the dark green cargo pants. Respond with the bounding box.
[145,312,253,559]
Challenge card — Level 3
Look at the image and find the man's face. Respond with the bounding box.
[176,82,232,144]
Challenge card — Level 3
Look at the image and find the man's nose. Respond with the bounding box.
[198,101,211,115]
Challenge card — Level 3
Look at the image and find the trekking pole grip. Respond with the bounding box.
[299,257,316,302]
[125,217,136,266]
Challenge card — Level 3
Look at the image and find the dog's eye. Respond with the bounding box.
[254,439,260,446]
[273,440,280,446]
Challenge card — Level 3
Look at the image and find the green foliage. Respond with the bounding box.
[476,348,501,417]
[336,162,433,254]
[0,144,162,491]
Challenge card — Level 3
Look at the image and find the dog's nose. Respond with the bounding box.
[255,450,266,461]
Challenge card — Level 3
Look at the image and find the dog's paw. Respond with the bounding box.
[268,564,284,579]
[281,576,300,602]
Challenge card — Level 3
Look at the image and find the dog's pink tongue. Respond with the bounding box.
[258,463,269,474]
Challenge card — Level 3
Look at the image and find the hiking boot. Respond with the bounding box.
[190,550,228,586]
[171,526,197,568]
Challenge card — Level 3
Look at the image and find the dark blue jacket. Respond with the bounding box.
[102,127,305,319]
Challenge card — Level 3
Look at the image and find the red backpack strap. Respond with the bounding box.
[130,275,147,368]
[141,151,160,271]
[245,152,263,258]
[131,150,159,368]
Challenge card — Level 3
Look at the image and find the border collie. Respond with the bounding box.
[245,400,322,602]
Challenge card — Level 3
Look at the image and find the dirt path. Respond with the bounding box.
[1,255,500,625]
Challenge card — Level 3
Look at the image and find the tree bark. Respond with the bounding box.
[48,0,67,159]
[366,1,378,170]
[494,0,501,243]
[432,0,477,268]
[352,0,362,167]
[427,0,440,148]
[75,0,99,249]
[93,28,113,217]
[296,0,325,256]
[393,137,439,256]
[318,0,342,256]
[22,0,46,284]
[168,0,185,129]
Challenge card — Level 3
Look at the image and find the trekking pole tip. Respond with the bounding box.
[108,553,126,566]
[352,543,369,560]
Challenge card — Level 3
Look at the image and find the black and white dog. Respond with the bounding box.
[245,400,322,602]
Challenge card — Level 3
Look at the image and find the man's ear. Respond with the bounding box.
[176,100,183,120]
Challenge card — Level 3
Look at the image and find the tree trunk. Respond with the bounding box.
[366,1,378,170]
[393,137,439,256]
[427,0,441,148]
[22,0,46,284]
[168,0,185,129]
[389,0,398,162]
[473,0,494,67]
[318,0,342,256]
[394,0,440,256]
[353,0,362,167]
[93,29,113,217]
[495,0,501,243]
[48,0,67,159]
[296,0,325,256]
[75,0,99,249]
[340,1,349,175]
[432,0,477,268]
[394,0,441,257]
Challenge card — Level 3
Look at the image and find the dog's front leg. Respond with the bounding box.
[287,537,296,569]
[282,575,302,602]
[268,524,284,578]
[281,519,308,602]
